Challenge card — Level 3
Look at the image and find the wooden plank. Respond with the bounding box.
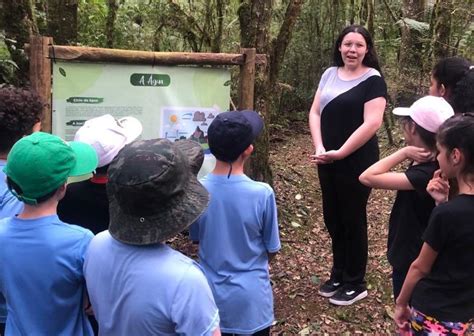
[238,48,256,110]
[45,45,266,66]
[29,36,53,133]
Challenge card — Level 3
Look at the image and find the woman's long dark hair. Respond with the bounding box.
[332,25,382,73]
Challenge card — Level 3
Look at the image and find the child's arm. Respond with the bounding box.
[394,243,438,330]
[359,146,433,190]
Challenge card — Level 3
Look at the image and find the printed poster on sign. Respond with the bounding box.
[161,107,218,154]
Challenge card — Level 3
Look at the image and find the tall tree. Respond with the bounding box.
[239,0,305,183]
[431,0,453,60]
[397,0,428,103]
[105,0,119,48]
[1,0,38,85]
[47,0,78,44]
[239,0,273,183]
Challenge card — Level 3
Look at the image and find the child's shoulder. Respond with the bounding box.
[241,177,274,195]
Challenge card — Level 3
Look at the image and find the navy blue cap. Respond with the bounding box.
[207,110,264,163]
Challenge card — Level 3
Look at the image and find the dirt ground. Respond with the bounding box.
[172,121,400,335]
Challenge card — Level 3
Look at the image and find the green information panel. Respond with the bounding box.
[52,61,231,147]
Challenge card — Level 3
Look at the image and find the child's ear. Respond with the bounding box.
[56,183,68,201]
[407,121,416,135]
[243,144,254,157]
[451,148,465,166]
[439,83,446,97]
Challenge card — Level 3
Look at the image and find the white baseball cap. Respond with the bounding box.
[392,96,454,133]
[74,114,143,167]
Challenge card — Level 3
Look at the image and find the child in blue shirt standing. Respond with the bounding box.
[0,87,43,334]
[190,110,281,336]
[0,132,98,336]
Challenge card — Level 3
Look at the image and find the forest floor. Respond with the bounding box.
[171,121,401,335]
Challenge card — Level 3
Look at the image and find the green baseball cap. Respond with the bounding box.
[4,132,98,205]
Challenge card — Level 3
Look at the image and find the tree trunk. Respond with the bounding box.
[1,0,38,86]
[431,0,453,60]
[211,0,224,53]
[397,0,427,103]
[105,0,119,48]
[238,0,273,183]
[47,0,78,44]
[366,0,374,36]
[239,0,304,184]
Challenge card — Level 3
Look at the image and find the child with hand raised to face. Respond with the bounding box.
[359,96,454,300]
[394,113,474,335]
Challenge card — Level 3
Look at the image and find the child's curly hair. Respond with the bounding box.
[0,86,44,154]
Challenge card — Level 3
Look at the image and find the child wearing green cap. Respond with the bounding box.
[0,132,98,336]
[0,86,44,334]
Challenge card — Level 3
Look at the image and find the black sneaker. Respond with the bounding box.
[329,284,367,305]
[318,279,343,298]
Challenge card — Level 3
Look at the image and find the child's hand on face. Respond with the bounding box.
[403,146,435,163]
[427,169,450,205]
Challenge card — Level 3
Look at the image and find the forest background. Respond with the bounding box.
[0,0,473,334]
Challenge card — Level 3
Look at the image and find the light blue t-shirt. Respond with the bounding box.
[0,215,93,336]
[0,161,23,219]
[0,160,24,324]
[84,231,220,336]
[190,174,281,334]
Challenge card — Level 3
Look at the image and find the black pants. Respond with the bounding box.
[222,326,270,336]
[0,322,4,336]
[318,166,371,286]
[392,268,408,301]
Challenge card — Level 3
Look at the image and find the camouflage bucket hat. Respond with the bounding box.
[107,138,209,245]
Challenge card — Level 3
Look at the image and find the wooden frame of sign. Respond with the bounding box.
[28,35,265,132]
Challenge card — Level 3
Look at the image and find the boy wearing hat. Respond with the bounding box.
[0,132,98,335]
[0,86,44,333]
[58,114,143,234]
[83,139,221,336]
[190,110,281,335]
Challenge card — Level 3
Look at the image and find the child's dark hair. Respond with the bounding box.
[437,113,474,176]
[432,57,474,113]
[0,87,44,154]
[95,164,109,175]
[333,25,382,73]
[6,177,59,205]
[400,116,437,151]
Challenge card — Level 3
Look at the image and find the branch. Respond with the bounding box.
[269,0,305,85]
[380,0,399,23]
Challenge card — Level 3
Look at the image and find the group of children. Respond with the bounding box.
[358,57,474,335]
[0,56,473,336]
[0,89,279,336]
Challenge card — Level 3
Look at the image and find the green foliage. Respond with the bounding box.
[77,0,108,47]
[0,31,19,85]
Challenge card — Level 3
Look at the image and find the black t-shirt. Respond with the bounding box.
[57,179,109,234]
[411,194,474,322]
[387,161,438,271]
[318,67,387,176]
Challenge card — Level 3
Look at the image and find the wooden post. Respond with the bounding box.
[239,48,256,110]
[29,36,53,133]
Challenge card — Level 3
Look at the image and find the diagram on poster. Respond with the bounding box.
[162,107,218,153]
